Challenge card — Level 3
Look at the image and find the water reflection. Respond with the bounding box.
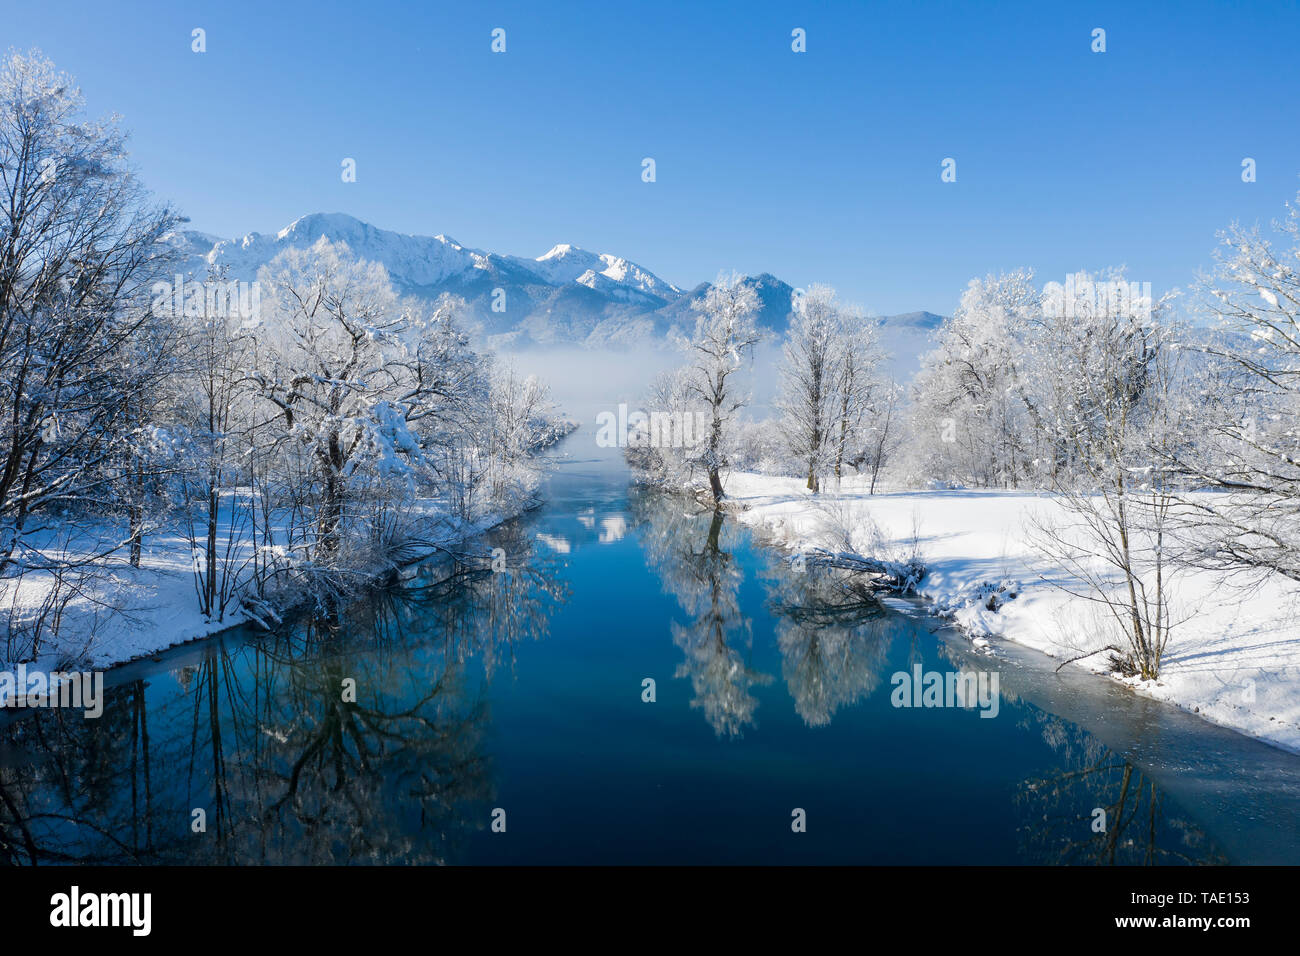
[0,524,565,865]
[0,487,1258,865]
[763,554,894,729]
[599,515,627,543]
[535,532,571,554]
[1012,712,1228,865]
[633,490,1234,864]
[633,489,896,734]
[928,638,1230,865]
[632,493,771,738]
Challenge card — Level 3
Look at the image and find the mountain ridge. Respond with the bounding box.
[171,213,945,360]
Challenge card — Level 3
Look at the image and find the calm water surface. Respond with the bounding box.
[2,429,1298,865]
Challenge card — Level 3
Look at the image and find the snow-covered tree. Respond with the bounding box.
[854,379,903,494]
[625,366,703,487]
[909,270,1039,488]
[830,305,887,486]
[252,238,484,569]
[777,284,840,493]
[677,272,761,503]
[1028,276,1186,679]
[173,267,257,619]
[106,310,187,568]
[1168,197,1300,583]
[0,49,181,575]
[486,364,561,506]
[0,50,572,657]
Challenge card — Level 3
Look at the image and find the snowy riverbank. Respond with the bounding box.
[722,471,1300,754]
[0,504,519,675]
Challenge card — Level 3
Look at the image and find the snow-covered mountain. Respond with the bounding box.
[523,243,681,302]
[172,213,945,358]
[179,213,491,287]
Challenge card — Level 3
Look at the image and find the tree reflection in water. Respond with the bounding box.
[0,520,565,865]
[1012,711,1228,865]
[634,489,894,734]
[632,491,771,738]
[762,554,894,728]
[923,637,1228,865]
[0,494,1241,865]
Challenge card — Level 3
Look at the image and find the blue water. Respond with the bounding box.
[1,430,1297,865]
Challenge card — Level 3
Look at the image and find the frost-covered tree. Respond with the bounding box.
[0,50,572,659]
[830,305,886,485]
[678,272,761,503]
[397,299,490,525]
[777,284,839,493]
[107,311,187,568]
[855,379,903,495]
[728,416,791,476]
[1168,197,1300,583]
[485,364,561,505]
[252,238,484,568]
[910,270,1039,487]
[912,265,1189,677]
[173,267,256,619]
[625,366,703,487]
[1026,269,1174,484]
[0,49,182,575]
[1028,276,1186,679]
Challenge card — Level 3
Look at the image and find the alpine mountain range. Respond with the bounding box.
[172,212,944,369]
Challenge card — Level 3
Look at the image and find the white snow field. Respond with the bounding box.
[722,471,1300,754]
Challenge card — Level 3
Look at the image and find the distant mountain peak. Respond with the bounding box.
[538,242,576,261]
[173,213,941,354]
[277,211,359,238]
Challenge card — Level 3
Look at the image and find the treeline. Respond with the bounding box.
[0,51,563,661]
[632,200,1300,680]
[912,238,1300,676]
[631,276,901,498]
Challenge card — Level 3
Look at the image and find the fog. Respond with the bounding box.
[496,343,787,427]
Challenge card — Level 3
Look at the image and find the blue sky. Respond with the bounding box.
[6,0,1300,315]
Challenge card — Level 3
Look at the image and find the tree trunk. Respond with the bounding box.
[708,467,724,504]
[319,477,343,559]
[129,504,143,568]
[205,482,219,615]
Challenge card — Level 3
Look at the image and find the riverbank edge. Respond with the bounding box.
[0,499,540,683]
[715,485,1300,758]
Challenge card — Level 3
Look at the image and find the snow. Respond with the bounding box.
[722,471,1300,754]
[174,215,684,304]
[1,498,523,675]
[169,214,947,357]
[183,212,490,288]
[2,525,237,671]
[525,242,680,298]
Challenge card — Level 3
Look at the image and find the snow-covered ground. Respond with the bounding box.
[722,471,1300,754]
[0,503,515,675]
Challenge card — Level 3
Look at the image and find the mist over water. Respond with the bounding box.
[497,346,677,426]
[496,342,787,427]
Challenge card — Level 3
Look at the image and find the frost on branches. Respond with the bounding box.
[0,51,566,665]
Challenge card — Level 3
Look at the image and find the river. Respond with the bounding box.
[1,428,1297,865]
